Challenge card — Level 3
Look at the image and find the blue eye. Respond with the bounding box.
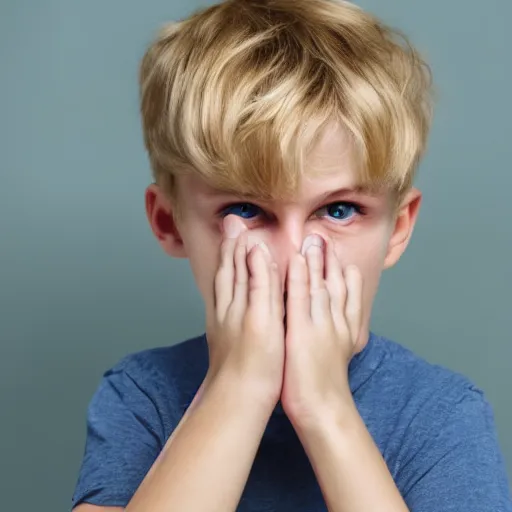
[220,203,261,219]
[318,202,363,221]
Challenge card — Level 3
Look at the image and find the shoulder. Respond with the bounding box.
[366,333,502,462]
[109,333,208,392]
[360,333,496,451]
[370,332,485,406]
[112,332,207,372]
[71,334,209,509]
[90,333,209,436]
[368,335,511,507]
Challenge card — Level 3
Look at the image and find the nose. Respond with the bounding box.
[259,224,307,292]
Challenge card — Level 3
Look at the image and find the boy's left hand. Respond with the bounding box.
[280,234,363,431]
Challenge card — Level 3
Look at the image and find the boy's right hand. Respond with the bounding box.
[121,217,285,512]
[202,215,285,410]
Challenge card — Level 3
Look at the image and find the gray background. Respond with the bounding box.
[1,0,510,510]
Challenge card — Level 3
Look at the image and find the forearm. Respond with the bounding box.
[296,399,409,512]
[126,374,273,512]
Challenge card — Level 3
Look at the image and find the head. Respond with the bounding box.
[140,0,434,350]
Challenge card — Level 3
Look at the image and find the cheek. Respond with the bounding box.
[333,237,385,273]
[184,230,222,302]
[332,233,388,305]
[191,255,218,301]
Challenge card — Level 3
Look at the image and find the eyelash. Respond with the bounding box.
[218,201,366,223]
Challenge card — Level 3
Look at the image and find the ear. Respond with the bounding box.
[145,183,187,258]
[383,188,422,270]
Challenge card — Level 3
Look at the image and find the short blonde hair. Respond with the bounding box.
[139,0,435,210]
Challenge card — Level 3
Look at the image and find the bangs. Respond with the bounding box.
[140,0,434,203]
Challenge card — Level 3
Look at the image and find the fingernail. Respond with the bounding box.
[224,217,243,238]
[247,235,270,255]
[301,234,324,255]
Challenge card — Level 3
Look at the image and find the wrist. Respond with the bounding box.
[290,388,359,442]
[204,368,280,417]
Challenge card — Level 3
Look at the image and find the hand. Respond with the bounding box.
[281,234,363,430]
[202,215,285,411]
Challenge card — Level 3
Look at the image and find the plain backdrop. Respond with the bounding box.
[1,0,511,510]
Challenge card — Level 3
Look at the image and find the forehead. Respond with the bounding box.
[305,121,354,175]
[180,122,387,204]
[182,172,386,210]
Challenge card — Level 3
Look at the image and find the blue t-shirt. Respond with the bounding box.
[72,331,512,511]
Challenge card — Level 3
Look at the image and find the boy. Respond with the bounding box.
[72,0,512,510]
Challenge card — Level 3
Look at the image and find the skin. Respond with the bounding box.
[149,122,421,357]
[74,122,421,512]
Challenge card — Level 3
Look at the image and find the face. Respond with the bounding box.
[146,123,422,352]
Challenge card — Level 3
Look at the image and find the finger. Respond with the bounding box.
[229,235,249,320]
[303,235,330,323]
[344,264,363,344]
[269,261,283,321]
[303,235,325,290]
[286,252,310,324]
[214,215,247,321]
[214,236,237,321]
[247,240,271,319]
[325,238,347,332]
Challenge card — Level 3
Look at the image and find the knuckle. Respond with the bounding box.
[216,257,232,277]
[246,246,259,265]
[288,273,305,286]
[288,288,309,300]
[235,241,246,256]
[214,268,225,284]
[337,321,351,339]
[224,307,241,330]
[326,285,341,299]
[249,275,267,291]
[243,313,268,338]
[220,237,233,256]
[235,273,249,287]
[310,286,329,298]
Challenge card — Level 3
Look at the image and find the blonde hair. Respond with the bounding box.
[139,0,435,212]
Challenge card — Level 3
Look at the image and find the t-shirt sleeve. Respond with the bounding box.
[397,387,512,512]
[71,363,165,509]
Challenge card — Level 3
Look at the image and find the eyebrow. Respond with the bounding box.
[318,185,377,200]
[199,184,379,203]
